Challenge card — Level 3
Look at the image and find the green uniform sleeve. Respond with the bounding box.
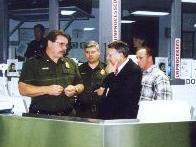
[19,59,36,84]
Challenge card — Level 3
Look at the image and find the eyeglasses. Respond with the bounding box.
[54,41,67,49]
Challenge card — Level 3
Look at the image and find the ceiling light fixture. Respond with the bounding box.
[121,20,136,23]
[182,0,196,3]
[83,28,95,31]
[61,10,76,15]
[131,11,169,16]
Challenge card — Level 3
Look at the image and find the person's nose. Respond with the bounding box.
[89,52,94,56]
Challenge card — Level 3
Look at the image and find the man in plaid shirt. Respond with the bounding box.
[136,47,172,101]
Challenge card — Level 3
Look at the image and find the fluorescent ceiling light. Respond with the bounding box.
[182,0,196,3]
[131,11,169,16]
[121,20,136,23]
[61,10,76,15]
[83,28,95,31]
[193,24,196,27]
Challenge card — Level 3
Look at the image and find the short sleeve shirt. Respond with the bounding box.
[19,53,83,112]
[78,62,107,105]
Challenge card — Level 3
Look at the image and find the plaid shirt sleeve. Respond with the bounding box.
[154,75,172,100]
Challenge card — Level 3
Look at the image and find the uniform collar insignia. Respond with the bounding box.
[100,69,106,75]
[42,67,49,70]
[65,62,70,68]
[60,57,70,69]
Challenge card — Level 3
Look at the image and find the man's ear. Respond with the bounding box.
[98,50,101,56]
[148,55,153,63]
[119,52,124,58]
[47,40,52,47]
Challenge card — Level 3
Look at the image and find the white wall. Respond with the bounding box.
[172,84,196,116]
[159,14,196,117]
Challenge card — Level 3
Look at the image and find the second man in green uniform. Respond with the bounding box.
[76,41,107,118]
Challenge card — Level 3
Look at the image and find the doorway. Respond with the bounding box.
[121,16,159,56]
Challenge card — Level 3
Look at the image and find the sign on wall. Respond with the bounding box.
[112,0,120,41]
[180,58,192,79]
[174,38,181,79]
[155,57,169,76]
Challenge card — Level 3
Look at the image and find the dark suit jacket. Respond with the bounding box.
[99,59,142,119]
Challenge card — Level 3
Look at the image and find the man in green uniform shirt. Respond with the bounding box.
[19,29,84,116]
[76,41,106,118]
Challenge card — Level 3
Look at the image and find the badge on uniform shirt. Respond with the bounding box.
[65,62,70,68]
[41,67,49,70]
[100,69,106,75]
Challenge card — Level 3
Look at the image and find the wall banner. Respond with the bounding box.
[175,38,181,79]
[112,0,119,41]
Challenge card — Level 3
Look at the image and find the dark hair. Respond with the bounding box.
[144,47,153,57]
[10,63,15,66]
[134,33,146,40]
[159,62,165,69]
[108,40,129,57]
[34,24,45,33]
[46,29,71,52]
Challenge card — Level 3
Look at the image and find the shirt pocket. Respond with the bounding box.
[61,68,77,85]
[37,68,54,85]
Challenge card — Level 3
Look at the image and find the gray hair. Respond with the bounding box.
[83,41,99,50]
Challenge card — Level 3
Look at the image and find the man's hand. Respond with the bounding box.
[105,61,118,74]
[94,87,105,96]
[47,85,64,96]
[64,85,77,97]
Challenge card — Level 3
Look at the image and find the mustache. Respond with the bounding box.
[59,51,66,54]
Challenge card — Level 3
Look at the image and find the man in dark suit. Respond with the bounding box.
[99,40,142,119]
